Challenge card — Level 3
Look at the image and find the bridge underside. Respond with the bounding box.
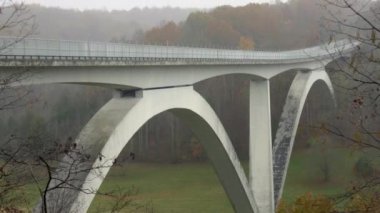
[1,60,329,90]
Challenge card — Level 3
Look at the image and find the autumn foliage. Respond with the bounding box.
[239,36,255,50]
[277,189,380,213]
[277,193,335,213]
[145,21,182,45]
[143,0,321,50]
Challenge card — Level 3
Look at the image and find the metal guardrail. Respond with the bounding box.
[0,37,358,63]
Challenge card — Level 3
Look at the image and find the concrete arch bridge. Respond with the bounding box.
[0,37,358,213]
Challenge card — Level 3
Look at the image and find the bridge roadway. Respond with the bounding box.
[0,37,358,213]
[0,37,353,65]
[1,37,356,90]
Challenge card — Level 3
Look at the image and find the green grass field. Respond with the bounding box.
[87,147,370,212]
[10,147,375,212]
[90,163,234,213]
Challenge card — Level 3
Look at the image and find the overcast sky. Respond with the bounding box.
[22,0,280,11]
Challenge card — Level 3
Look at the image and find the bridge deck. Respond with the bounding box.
[0,37,356,66]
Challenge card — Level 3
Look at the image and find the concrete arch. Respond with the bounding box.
[272,69,335,205]
[36,86,258,213]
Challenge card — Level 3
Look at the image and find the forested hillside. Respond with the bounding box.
[144,0,324,50]
[0,5,194,41]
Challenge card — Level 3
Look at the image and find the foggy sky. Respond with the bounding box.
[23,0,280,11]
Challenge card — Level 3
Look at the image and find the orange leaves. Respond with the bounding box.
[190,137,203,160]
[344,193,380,213]
[278,192,380,213]
[144,21,181,45]
[277,193,335,213]
[239,36,255,50]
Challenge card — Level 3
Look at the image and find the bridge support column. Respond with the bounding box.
[249,80,275,213]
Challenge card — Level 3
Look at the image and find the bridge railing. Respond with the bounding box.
[0,36,357,62]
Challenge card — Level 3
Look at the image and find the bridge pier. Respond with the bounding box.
[249,80,275,213]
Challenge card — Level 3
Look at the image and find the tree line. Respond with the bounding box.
[143,0,324,50]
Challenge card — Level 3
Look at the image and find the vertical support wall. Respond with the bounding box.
[249,80,275,213]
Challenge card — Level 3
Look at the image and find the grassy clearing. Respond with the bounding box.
[9,147,374,212]
[88,148,368,212]
[89,163,233,213]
